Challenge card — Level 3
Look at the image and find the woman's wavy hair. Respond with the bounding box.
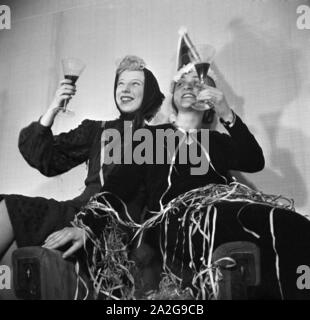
[114,55,165,130]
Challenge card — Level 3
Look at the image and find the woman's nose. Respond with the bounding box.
[122,84,131,93]
[183,81,194,90]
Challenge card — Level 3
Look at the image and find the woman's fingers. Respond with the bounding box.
[60,87,76,93]
[197,91,222,106]
[57,88,76,96]
[199,86,221,97]
[56,83,76,97]
[62,241,83,259]
[52,81,76,108]
[60,79,74,86]
[59,96,73,102]
[44,232,67,246]
[197,93,212,101]
[43,228,71,246]
[42,228,84,256]
[44,230,63,243]
[43,232,72,249]
[197,93,214,105]
[60,83,76,89]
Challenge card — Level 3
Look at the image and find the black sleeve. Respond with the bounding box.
[215,114,265,173]
[18,119,98,177]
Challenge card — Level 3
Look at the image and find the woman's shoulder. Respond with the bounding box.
[81,118,123,130]
[209,128,230,140]
[103,118,127,129]
[80,118,102,128]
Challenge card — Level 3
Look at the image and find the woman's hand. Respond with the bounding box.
[50,79,76,109]
[42,227,85,259]
[197,86,234,122]
[40,79,77,127]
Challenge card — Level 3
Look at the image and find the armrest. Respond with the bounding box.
[12,246,93,300]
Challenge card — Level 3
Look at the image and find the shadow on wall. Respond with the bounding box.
[213,19,308,206]
[217,19,302,108]
[211,63,245,120]
[258,112,308,207]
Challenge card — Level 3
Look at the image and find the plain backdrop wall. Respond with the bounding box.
[0,0,309,215]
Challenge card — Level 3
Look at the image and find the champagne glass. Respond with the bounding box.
[190,44,216,111]
[61,58,86,114]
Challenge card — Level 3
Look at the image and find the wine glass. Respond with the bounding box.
[190,44,216,111]
[61,58,86,114]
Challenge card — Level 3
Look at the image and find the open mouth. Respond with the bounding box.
[120,96,134,103]
[182,92,196,99]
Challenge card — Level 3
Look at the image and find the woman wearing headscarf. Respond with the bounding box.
[0,55,165,259]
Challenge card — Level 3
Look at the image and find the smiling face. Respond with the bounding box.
[173,71,202,111]
[115,70,145,114]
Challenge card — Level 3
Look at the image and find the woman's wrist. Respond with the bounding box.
[39,107,59,127]
[219,109,236,128]
[219,108,234,122]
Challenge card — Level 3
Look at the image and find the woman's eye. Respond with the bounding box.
[132,82,141,86]
[117,82,124,86]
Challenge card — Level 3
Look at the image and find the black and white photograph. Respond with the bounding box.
[0,0,310,307]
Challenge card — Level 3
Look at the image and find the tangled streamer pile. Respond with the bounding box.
[150,182,295,300]
[144,273,194,300]
[166,182,295,212]
[73,193,140,300]
[73,182,296,300]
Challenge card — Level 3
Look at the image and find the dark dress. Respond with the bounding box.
[0,118,128,247]
[78,115,310,299]
[85,114,266,221]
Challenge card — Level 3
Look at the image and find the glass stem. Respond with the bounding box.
[62,99,68,113]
